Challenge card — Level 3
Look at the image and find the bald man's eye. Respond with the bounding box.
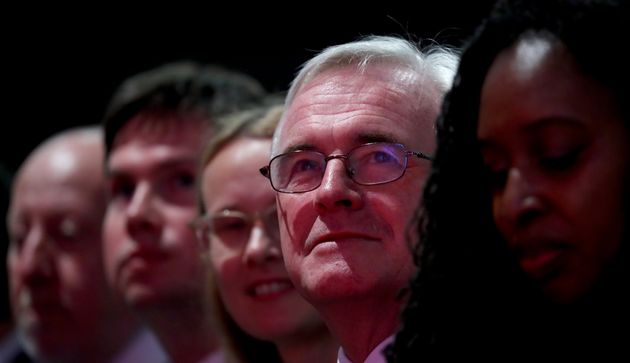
[9,232,26,250]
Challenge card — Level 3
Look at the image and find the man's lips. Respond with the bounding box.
[118,248,167,276]
[16,289,65,318]
[307,232,380,252]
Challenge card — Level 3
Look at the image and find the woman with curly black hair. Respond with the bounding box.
[388,0,630,361]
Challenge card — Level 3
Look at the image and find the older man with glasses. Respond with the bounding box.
[260,36,458,363]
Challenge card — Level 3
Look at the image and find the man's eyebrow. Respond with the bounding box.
[357,133,398,144]
[282,143,317,154]
[106,157,198,178]
[281,133,400,155]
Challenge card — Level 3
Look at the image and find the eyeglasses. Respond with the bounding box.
[259,142,432,194]
[190,205,279,246]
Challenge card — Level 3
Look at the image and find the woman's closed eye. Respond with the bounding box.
[214,217,249,232]
[538,147,583,172]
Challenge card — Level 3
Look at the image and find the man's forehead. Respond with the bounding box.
[297,64,420,103]
[107,147,198,179]
[9,185,99,222]
[113,112,210,149]
[279,116,416,154]
[279,97,427,153]
[275,64,437,155]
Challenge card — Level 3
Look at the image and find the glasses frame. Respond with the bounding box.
[259,142,432,194]
[190,204,279,244]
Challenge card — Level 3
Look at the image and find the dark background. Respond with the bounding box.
[2,3,497,175]
[1,2,496,315]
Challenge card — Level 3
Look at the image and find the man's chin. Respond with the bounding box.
[18,327,75,363]
[17,311,69,336]
[120,283,164,309]
[300,269,370,304]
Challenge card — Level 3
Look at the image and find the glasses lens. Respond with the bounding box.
[212,215,251,246]
[271,151,325,192]
[349,143,407,184]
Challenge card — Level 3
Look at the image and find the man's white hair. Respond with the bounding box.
[271,35,459,156]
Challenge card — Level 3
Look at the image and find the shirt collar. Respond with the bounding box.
[337,335,395,363]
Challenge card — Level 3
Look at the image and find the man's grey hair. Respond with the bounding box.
[271,35,459,155]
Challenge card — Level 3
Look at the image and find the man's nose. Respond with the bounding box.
[125,182,161,243]
[313,158,363,213]
[20,226,54,281]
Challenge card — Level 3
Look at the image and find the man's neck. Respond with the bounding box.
[95,309,142,363]
[318,297,402,363]
[54,308,140,363]
[275,324,338,363]
[142,299,219,363]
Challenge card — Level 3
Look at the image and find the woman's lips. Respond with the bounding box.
[246,279,294,300]
[514,240,569,282]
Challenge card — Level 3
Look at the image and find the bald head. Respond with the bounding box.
[6,126,130,363]
[16,127,105,206]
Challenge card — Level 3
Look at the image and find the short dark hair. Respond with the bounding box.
[103,61,266,155]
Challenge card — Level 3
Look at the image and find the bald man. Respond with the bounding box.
[6,127,165,363]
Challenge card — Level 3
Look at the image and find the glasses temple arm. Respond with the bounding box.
[259,166,271,178]
[409,151,434,162]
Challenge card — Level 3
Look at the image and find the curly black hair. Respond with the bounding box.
[388,0,630,361]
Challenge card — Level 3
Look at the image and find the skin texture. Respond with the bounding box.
[104,115,206,308]
[7,129,135,363]
[275,63,437,362]
[104,113,217,363]
[202,137,336,363]
[478,37,629,304]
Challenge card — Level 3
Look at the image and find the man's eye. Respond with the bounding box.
[293,159,320,173]
[170,172,195,189]
[109,179,135,200]
[160,171,197,205]
[369,150,397,164]
[9,233,26,249]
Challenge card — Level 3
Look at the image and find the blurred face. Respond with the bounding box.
[6,140,112,361]
[104,114,209,308]
[275,64,436,305]
[478,37,629,304]
[201,137,326,342]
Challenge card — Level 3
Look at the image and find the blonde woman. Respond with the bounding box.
[193,103,337,363]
